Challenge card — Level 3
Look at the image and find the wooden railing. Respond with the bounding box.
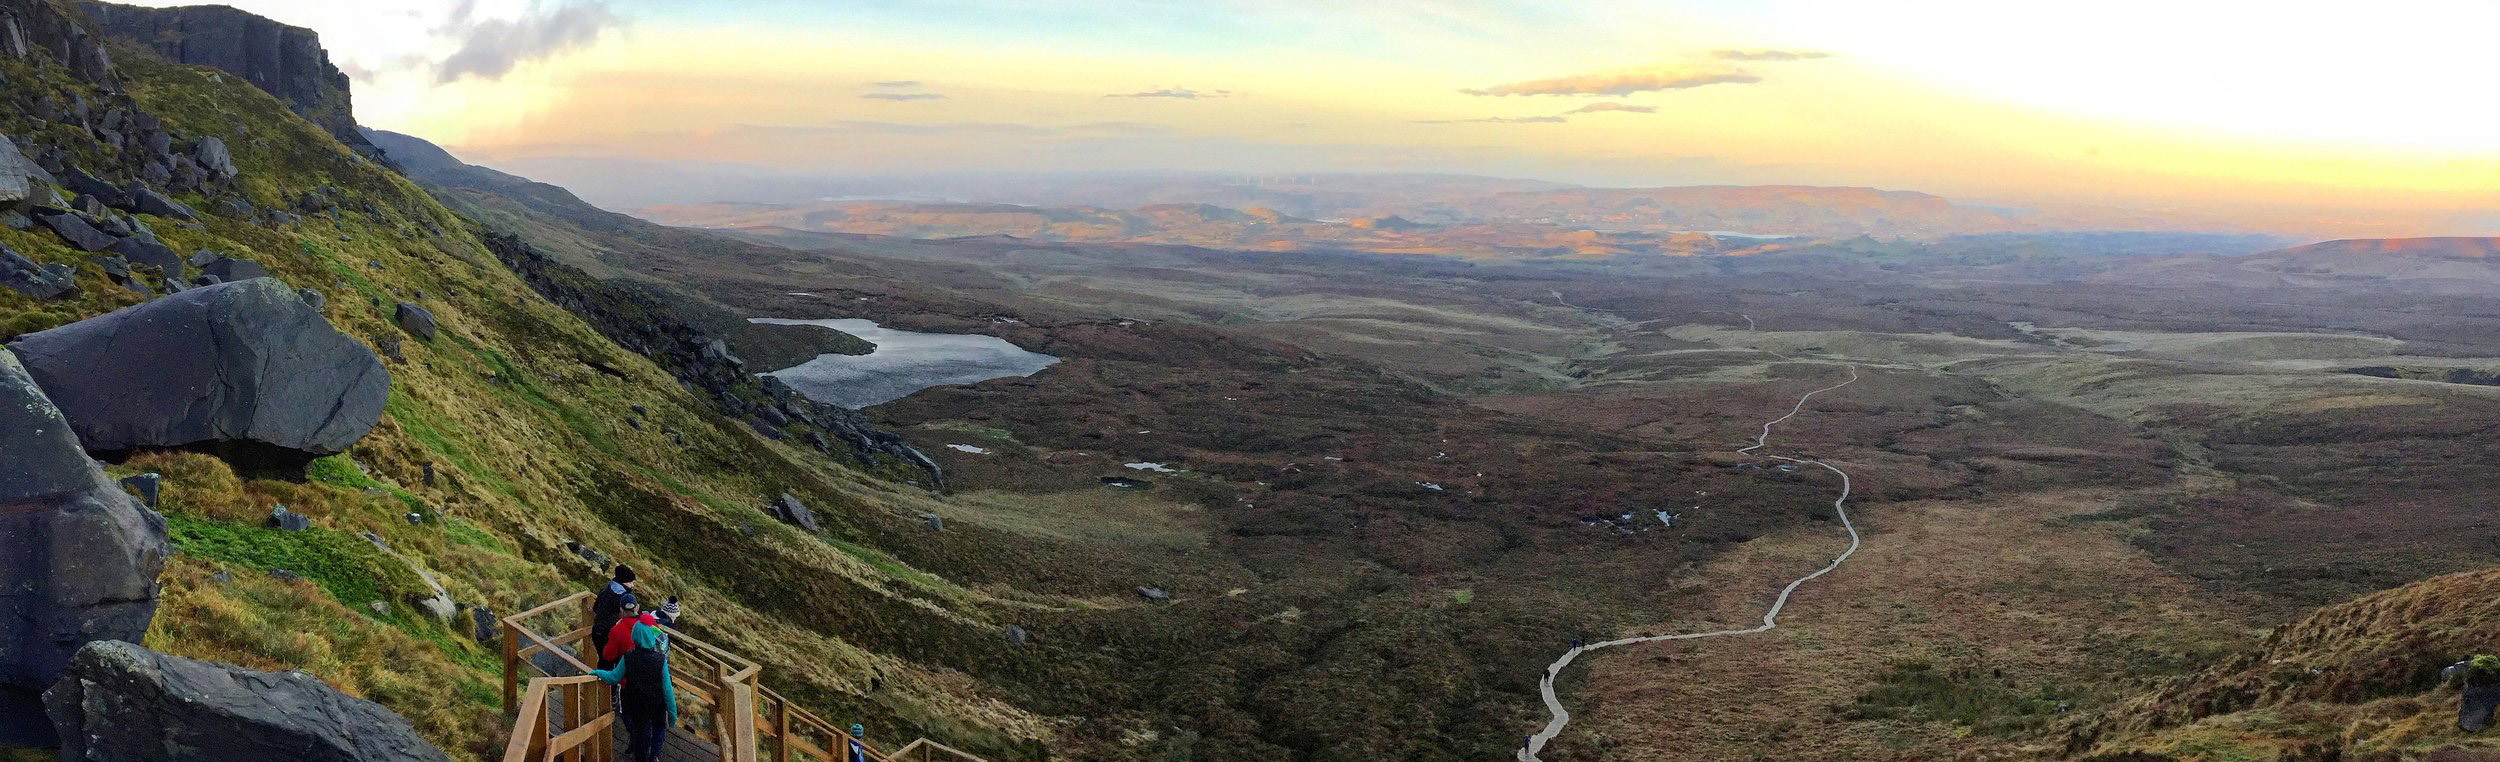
[501,592,973,762]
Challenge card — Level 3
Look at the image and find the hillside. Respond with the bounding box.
[2081,566,2500,759]
[0,1,1210,758]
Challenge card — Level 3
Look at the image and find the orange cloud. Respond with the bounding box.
[1462,68,1759,96]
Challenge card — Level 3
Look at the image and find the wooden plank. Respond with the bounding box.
[546,710,615,757]
[499,681,550,762]
[506,590,593,623]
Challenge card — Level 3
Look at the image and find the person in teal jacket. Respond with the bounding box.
[590,622,677,762]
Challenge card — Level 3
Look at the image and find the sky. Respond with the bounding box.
[123,0,2500,236]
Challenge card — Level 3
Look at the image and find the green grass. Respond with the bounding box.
[1843,659,2081,735]
[165,513,424,613]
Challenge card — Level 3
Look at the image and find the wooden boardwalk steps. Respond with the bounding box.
[498,591,976,762]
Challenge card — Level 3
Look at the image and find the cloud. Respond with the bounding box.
[861,92,948,101]
[1564,103,1657,114]
[737,122,1062,136]
[435,0,622,83]
[1107,88,1232,99]
[1413,115,1568,124]
[1462,67,1759,97]
[1710,49,1832,61]
[871,80,923,88]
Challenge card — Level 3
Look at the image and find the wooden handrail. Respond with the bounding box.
[500,675,612,762]
[893,739,985,762]
[499,592,981,762]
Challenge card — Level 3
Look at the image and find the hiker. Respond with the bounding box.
[846,723,870,762]
[2445,654,2500,731]
[590,621,676,762]
[602,594,659,668]
[590,564,637,660]
[651,596,680,651]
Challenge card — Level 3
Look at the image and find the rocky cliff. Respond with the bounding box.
[78,0,379,160]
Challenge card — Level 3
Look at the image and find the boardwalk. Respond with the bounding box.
[532,651,722,762]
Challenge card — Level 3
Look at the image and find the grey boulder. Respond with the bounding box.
[45,640,454,762]
[7,278,390,463]
[127,185,195,221]
[392,302,435,340]
[201,256,268,282]
[0,245,77,300]
[193,137,237,180]
[0,349,167,746]
[108,235,182,279]
[0,136,43,203]
[768,492,820,532]
[39,212,117,251]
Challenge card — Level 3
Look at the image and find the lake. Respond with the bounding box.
[749,317,1059,408]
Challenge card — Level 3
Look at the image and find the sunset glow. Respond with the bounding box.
[124,0,2500,236]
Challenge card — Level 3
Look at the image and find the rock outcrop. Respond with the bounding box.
[46,640,454,762]
[7,278,389,466]
[77,1,380,161]
[0,347,167,746]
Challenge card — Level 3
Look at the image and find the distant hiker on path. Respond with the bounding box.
[591,622,677,762]
[2444,654,2500,731]
[591,564,637,660]
[846,723,871,762]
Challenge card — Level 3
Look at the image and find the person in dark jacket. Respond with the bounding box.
[591,622,677,762]
[2445,654,2500,731]
[846,723,869,762]
[590,565,636,665]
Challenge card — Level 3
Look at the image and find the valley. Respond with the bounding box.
[0,4,2494,760]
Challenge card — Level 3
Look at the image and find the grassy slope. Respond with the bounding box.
[0,37,1138,760]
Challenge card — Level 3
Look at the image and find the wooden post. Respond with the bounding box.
[502,623,521,716]
[594,679,613,762]
[774,697,791,762]
[577,595,599,667]
[714,658,735,762]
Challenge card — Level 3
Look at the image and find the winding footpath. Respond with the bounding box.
[1518,320,1862,761]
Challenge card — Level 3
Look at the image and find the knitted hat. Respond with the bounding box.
[849,724,865,738]
[661,597,681,618]
[614,565,637,584]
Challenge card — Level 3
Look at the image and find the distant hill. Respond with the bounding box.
[2271,236,2500,259]
[2098,236,2500,295]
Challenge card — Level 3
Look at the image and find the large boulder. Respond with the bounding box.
[0,136,46,204]
[200,255,268,282]
[108,235,183,276]
[7,278,389,465]
[127,185,196,221]
[0,244,77,300]
[192,137,236,180]
[39,212,117,251]
[768,492,820,532]
[0,348,167,746]
[392,302,434,340]
[46,640,453,762]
